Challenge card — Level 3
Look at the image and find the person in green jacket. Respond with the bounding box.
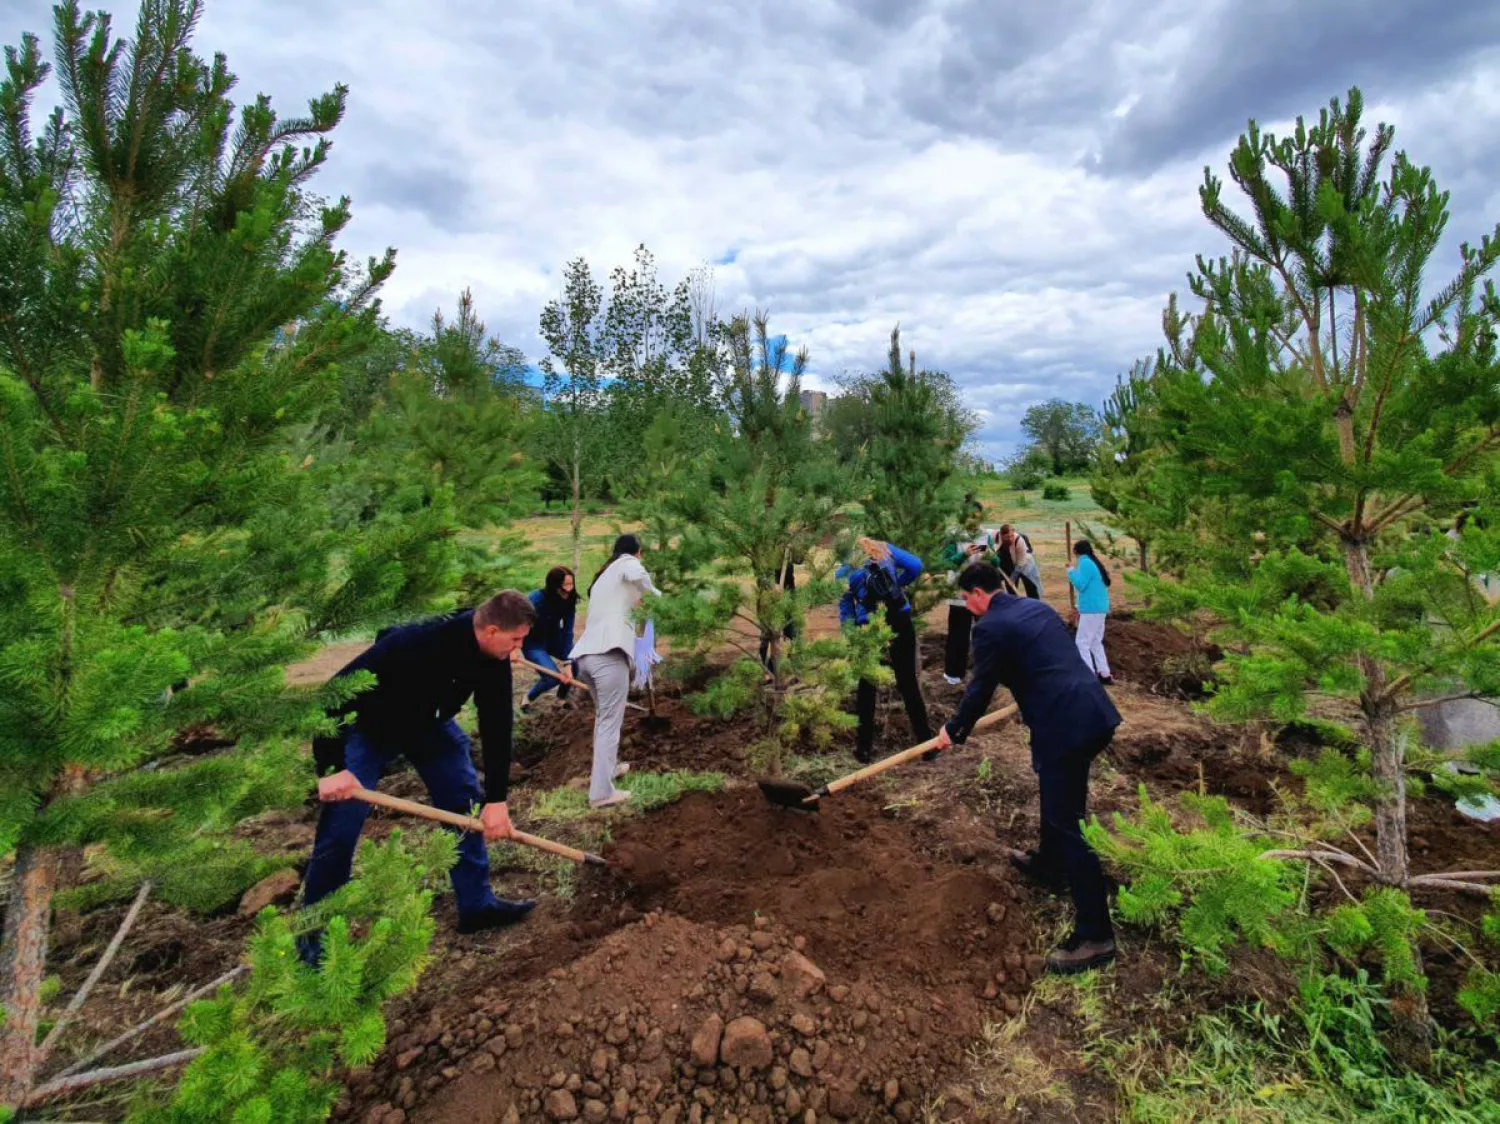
[1067,540,1113,685]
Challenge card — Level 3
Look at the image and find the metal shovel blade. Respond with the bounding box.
[757,778,821,812]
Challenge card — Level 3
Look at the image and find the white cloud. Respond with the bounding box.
[2,0,1497,459]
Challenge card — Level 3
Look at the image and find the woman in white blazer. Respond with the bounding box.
[570,534,661,807]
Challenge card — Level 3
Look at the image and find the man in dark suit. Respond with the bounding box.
[300,591,538,964]
[934,562,1122,974]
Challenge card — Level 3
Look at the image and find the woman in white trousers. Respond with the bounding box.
[569,534,661,807]
[1067,540,1113,686]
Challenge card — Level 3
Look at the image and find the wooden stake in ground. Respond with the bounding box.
[1065,520,1075,612]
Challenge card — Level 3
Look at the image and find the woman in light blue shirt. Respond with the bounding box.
[1068,541,1113,685]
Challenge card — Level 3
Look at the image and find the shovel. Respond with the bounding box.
[350,786,608,865]
[758,703,1020,811]
[518,657,647,713]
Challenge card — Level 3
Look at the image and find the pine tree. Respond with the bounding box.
[348,289,542,604]
[1117,87,1500,1034]
[852,326,976,564]
[0,3,435,1106]
[131,829,452,1124]
[647,313,888,774]
[1090,343,1195,575]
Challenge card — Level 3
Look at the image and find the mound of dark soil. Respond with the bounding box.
[349,789,1036,1123]
[1105,611,1222,698]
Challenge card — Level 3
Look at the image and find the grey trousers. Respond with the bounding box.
[576,651,630,802]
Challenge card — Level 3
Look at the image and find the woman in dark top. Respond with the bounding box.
[520,566,578,713]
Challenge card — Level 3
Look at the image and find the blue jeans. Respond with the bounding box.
[523,646,573,703]
[301,720,499,919]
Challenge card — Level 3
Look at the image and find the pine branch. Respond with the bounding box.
[50,965,247,1081]
[1334,826,1382,874]
[35,880,153,1066]
[22,1047,204,1107]
[1405,877,1500,897]
[1259,847,1375,874]
[1382,616,1500,702]
[1310,510,1347,537]
[1418,870,1500,880]
[1367,426,1500,533]
[1397,692,1487,713]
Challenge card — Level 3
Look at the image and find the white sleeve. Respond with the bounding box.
[620,556,662,596]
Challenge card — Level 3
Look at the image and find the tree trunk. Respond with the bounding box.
[765,631,783,777]
[1343,538,1409,886]
[0,843,62,1109]
[570,437,583,576]
[1344,536,1431,1061]
[1137,539,1149,574]
[1363,691,1410,886]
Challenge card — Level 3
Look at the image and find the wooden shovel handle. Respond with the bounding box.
[518,657,648,713]
[518,656,591,694]
[818,703,1020,799]
[349,787,606,866]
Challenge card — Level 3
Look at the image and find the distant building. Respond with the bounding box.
[799,390,828,417]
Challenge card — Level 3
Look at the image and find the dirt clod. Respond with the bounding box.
[545,1089,579,1120]
[721,1017,773,1070]
[690,1015,723,1067]
[237,868,301,917]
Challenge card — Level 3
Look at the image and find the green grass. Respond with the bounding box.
[623,770,725,811]
[525,770,726,823]
[1052,973,1500,1124]
[781,751,862,787]
[527,786,592,822]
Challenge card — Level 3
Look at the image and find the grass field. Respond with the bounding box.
[291,475,1134,683]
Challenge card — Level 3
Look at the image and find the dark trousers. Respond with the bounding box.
[1034,732,1114,941]
[1001,569,1040,598]
[759,623,797,672]
[302,720,497,918]
[944,601,972,679]
[857,611,932,757]
[759,565,797,672]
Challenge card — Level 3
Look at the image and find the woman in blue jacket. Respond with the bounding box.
[838,537,933,762]
[1067,541,1113,685]
[520,567,578,713]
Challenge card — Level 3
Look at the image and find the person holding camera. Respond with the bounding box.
[838,536,934,763]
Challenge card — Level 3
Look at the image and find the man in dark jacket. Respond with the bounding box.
[934,562,1122,973]
[301,591,537,959]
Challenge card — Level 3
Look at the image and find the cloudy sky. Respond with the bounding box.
[3,0,1499,459]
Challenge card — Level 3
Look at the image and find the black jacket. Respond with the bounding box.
[945,595,1120,764]
[311,610,514,802]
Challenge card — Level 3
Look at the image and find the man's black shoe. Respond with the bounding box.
[296,933,323,968]
[457,898,536,934]
[1046,932,1116,975]
[854,746,875,765]
[1006,848,1068,894]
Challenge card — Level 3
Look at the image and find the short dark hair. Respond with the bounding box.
[475,590,536,631]
[958,561,1005,593]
